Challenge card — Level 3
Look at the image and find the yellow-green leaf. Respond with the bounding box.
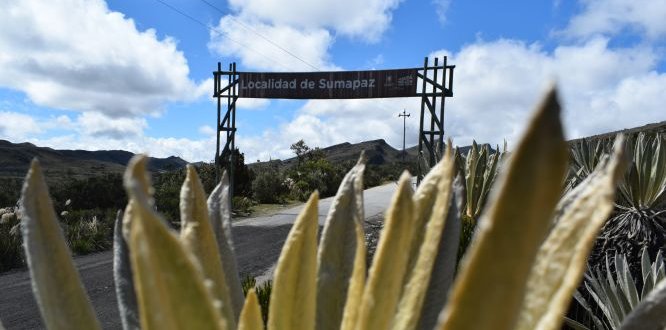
[208,171,245,320]
[180,165,236,329]
[317,155,366,330]
[403,145,451,286]
[392,146,455,330]
[516,136,628,330]
[238,289,264,330]
[125,156,225,330]
[437,87,569,330]
[268,192,319,330]
[20,159,101,330]
[356,172,415,330]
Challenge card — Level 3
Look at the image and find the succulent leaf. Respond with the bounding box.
[356,172,415,330]
[238,289,264,330]
[416,174,464,330]
[20,159,101,330]
[125,156,225,330]
[392,145,456,330]
[438,87,569,330]
[316,155,366,330]
[268,192,319,330]
[516,136,627,330]
[180,165,236,328]
[208,171,245,320]
[620,278,666,330]
[113,209,140,330]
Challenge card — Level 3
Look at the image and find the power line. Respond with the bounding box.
[151,0,291,71]
[198,0,320,71]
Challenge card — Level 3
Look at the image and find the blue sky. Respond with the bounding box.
[0,0,664,162]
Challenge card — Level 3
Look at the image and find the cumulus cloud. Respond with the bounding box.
[433,38,664,146]
[227,0,402,42]
[76,112,147,139]
[235,97,421,161]
[233,36,665,161]
[560,0,666,40]
[0,0,202,118]
[209,16,336,72]
[0,112,42,141]
[432,0,452,25]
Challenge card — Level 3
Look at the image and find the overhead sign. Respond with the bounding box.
[237,69,418,99]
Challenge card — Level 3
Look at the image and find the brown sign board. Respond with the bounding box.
[237,69,418,99]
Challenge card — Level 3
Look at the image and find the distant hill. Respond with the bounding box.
[0,140,187,182]
[248,139,477,170]
[568,121,666,144]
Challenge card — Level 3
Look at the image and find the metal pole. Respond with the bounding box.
[214,62,221,183]
[398,109,410,162]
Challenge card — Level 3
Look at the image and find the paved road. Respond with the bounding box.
[0,181,400,329]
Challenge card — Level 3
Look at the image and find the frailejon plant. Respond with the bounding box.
[7,87,666,330]
[566,248,666,329]
[454,141,506,263]
[570,133,666,275]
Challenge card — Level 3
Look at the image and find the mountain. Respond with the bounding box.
[0,140,187,182]
[248,139,478,170]
[568,120,666,143]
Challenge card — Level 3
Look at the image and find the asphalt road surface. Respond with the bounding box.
[0,181,401,329]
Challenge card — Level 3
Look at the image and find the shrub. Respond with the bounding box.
[62,209,115,255]
[0,207,23,272]
[232,196,255,216]
[252,164,286,204]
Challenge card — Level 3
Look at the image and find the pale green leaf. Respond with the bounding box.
[207,171,245,321]
[268,192,319,330]
[437,87,569,330]
[125,156,225,330]
[113,209,140,330]
[316,155,366,330]
[180,165,236,329]
[356,173,415,330]
[516,136,627,330]
[238,289,264,330]
[620,279,666,330]
[392,146,455,330]
[20,159,101,330]
[417,174,464,330]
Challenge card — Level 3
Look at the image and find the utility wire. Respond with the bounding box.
[152,0,291,71]
[198,0,320,71]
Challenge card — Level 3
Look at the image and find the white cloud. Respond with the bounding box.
[429,38,665,146]
[76,112,147,139]
[238,98,271,110]
[209,16,336,71]
[432,0,452,25]
[227,0,402,42]
[235,97,422,161]
[199,125,216,136]
[233,37,666,161]
[0,111,42,140]
[0,0,202,118]
[561,0,666,40]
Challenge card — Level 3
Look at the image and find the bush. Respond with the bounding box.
[0,207,24,272]
[232,196,255,216]
[61,209,115,255]
[51,174,126,212]
[252,165,286,204]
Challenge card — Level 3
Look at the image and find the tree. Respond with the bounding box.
[290,140,310,166]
